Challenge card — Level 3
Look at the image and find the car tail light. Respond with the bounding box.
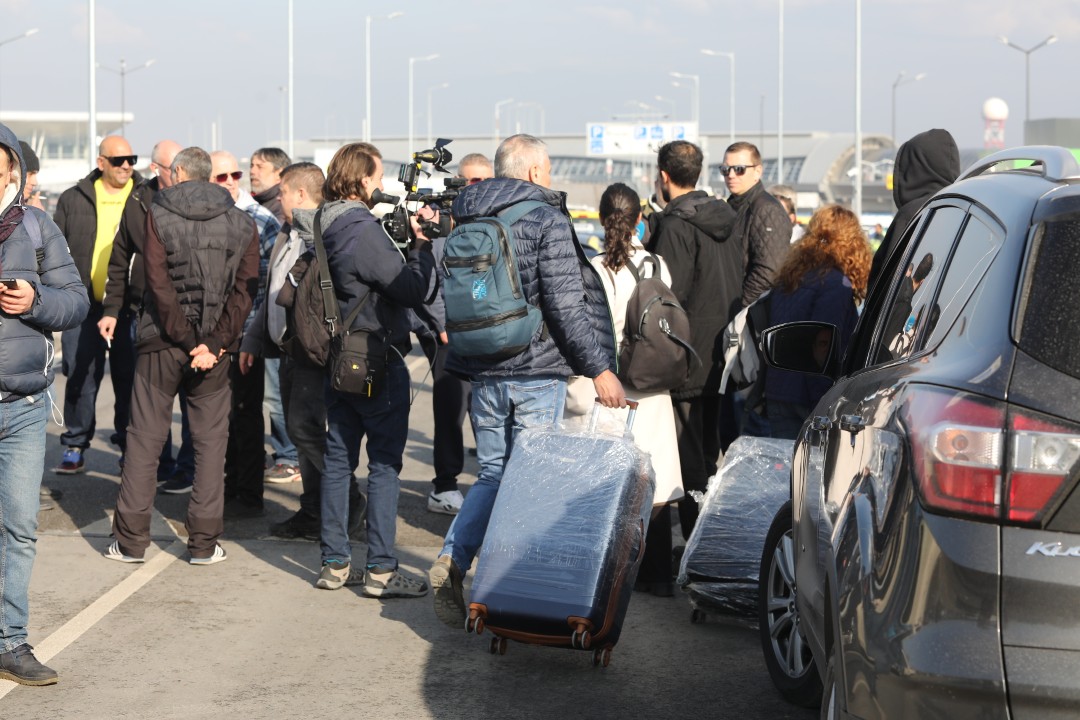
[904,386,1080,526]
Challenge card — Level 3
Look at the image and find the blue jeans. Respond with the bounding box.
[0,393,47,652]
[264,357,298,465]
[441,375,566,573]
[320,361,410,570]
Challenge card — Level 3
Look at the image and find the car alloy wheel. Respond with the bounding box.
[758,502,823,707]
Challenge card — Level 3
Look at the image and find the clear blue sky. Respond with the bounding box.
[1,0,1076,157]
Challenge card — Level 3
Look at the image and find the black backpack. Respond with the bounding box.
[275,211,366,367]
[616,254,697,392]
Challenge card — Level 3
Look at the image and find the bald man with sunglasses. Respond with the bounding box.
[721,141,792,307]
[51,135,145,474]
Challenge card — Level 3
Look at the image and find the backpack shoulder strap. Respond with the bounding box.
[495,200,547,227]
[312,209,343,336]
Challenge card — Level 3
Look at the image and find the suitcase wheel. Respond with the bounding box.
[571,629,592,650]
[466,608,485,635]
[489,637,508,655]
[592,648,612,668]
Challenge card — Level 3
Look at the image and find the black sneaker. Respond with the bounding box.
[159,472,194,495]
[0,644,58,686]
[269,510,320,541]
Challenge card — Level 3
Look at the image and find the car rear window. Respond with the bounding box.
[1019,218,1080,378]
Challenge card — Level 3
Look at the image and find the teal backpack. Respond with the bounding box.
[441,200,546,360]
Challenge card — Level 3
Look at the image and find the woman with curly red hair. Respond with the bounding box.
[748,204,872,439]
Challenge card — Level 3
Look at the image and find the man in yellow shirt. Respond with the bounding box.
[52,135,140,473]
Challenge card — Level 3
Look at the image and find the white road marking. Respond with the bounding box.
[0,540,185,698]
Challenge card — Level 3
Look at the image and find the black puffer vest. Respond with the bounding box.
[137,182,251,345]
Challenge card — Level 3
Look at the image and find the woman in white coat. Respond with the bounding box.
[592,182,683,596]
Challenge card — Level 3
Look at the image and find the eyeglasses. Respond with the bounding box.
[102,155,138,168]
[466,177,485,185]
[213,171,244,183]
[720,164,760,177]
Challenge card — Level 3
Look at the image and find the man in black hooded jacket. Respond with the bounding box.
[107,146,260,566]
[649,140,738,541]
[868,128,960,292]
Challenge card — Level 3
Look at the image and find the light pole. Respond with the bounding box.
[98,58,156,137]
[854,0,862,219]
[670,71,700,137]
[427,82,449,148]
[494,97,515,146]
[999,34,1057,128]
[701,49,735,149]
[891,71,926,143]
[365,11,403,142]
[408,54,438,156]
[0,27,39,105]
[287,0,293,157]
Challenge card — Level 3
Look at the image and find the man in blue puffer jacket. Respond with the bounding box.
[0,122,90,686]
[429,134,626,628]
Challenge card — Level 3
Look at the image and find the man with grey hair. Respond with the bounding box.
[428,134,625,628]
[107,146,260,565]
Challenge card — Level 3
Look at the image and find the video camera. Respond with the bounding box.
[378,138,465,248]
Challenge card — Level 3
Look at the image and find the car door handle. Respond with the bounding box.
[840,415,865,434]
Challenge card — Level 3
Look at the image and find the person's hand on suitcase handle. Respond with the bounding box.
[592,369,627,408]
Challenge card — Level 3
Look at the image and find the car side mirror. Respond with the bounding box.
[760,322,839,379]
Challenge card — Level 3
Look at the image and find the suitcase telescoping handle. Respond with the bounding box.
[588,397,640,433]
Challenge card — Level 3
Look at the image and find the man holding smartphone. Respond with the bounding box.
[0,123,90,685]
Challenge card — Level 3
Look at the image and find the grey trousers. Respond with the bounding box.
[112,347,232,559]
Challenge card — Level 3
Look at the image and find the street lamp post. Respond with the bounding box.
[670,71,700,137]
[891,71,926,143]
[365,11,403,143]
[999,34,1057,128]
[701,49,735,149]
[0,27,39,106]
[408,54,438,156]
[98,58,156,137]
[494,97,515,146]
[427,82,449,148]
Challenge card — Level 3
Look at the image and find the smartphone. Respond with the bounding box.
[0,278,18,290]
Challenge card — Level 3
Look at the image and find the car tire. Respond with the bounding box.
[758,501,823,708]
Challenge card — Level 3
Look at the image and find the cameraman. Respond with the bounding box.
[314,142,434,598]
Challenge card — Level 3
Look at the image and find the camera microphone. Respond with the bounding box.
[370,189,400,206]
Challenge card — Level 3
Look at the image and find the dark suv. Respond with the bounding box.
[757,147,1080,719]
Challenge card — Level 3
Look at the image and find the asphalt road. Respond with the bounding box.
[10,348,817,720]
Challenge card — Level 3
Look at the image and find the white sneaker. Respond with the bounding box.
[103,540,145,564]
[189,544,227,566]
[428,490,465,515]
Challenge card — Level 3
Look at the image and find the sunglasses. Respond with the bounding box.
[102,155,138,167]
[213,171,244,183]
[720,164,759,177]
[466,177,486,185]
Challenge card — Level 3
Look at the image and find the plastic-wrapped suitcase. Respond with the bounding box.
[677,436,793,624]
[467,401,656,667]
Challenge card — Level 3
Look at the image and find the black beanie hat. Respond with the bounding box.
[18,140,39,173]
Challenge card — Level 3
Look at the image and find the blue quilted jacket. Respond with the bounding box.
[445,178,615,380]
